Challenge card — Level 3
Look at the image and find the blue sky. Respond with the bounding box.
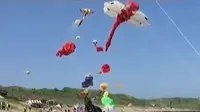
[0,0,200,98]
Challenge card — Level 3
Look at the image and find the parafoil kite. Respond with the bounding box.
[81,74,94,88]
[93,40,103,52]
[103,0,150,51]
[74,8,94,27]
[102,64,111,73]
[97,64,111,75]
[56,41,76,57]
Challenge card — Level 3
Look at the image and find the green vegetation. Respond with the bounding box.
[1,85,200,109]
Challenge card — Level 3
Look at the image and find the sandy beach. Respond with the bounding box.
[6,102,200,112]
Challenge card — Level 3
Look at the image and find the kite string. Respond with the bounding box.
[156,0,200,57]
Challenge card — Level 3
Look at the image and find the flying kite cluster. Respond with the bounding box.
[22,0,151,111]
[56,0,150,57]
[23,0,195,110]
[54,0,150,110]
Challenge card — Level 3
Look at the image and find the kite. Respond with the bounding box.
[74,8,94,27]
[56,41,76,57]
[100,82,109,91]
[80,8,95,16]
[103,0,150,51]
[26,71,31,75]
[74,19,83,27]
[82,74,94,88]
[101,91,115,111]
[97,64,111,75]
[76,36,80,40]
[93,40,103,52]
[93,40,98,45]
[102,64,111,73]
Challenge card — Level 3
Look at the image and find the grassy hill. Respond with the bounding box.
[1,85,200,109]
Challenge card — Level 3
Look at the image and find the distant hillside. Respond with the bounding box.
[1,85,200,109]
[0,85,136,105]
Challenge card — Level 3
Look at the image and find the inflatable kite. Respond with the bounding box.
[103,0,150,51]
[56,41,76,57]
[101,91,115,111]
[93,40,98,45]
[100,82,109,91]
[102,64,111,73]
[82,74,94,88]
[97,64,111,75]
[74,8,94,27]
[76,36,80,40]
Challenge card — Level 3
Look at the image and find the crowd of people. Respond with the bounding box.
[0,95,10,111]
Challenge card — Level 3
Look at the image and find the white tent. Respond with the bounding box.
[0,95,7,110]
[0,96,4,100]
[0,95,7,102]
[55,104,61,108]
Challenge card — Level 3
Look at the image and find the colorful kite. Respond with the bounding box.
[101,91,115,111]
[103,0,150,51]
[74,8,95,27]
[76,36,80,40]
[93,40,104,52]
[56,41,76,57]
[80,8,94,16]
[100,82,109,91]
[82,74,94,88]
[102,64,111,73]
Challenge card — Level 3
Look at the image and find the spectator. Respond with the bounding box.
[6,103,10,111]
[29,106,31,111]
[67,108,70,112]
[23,106,27,112]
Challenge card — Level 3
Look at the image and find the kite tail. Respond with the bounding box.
[105,20,121,52]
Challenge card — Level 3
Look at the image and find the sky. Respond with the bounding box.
[0,0,200,98]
